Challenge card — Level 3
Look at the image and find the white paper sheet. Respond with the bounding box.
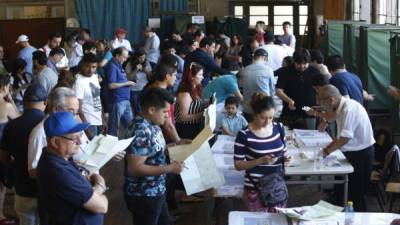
[229,211,288,225]
[293,129,332,148]
[276,200,343,221]
[211,135,236,154]
[180,142,224,195]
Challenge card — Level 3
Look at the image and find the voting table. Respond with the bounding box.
[228,211,400,225]
[212,131,354,205]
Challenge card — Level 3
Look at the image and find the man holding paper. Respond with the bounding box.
[124,88,183,225]
[316,85,374,212]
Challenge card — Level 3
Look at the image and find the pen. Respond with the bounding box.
[183,165,189,169]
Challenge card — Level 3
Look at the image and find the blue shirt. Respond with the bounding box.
[124,116,167,197]
[104,59,130,103]
[203,75,240,103]
[185,49,231,86]
[1,109,44,197]
[37,151,104,225]
[18,46,37,75]
[47,60,58,74]
[221,112,248,136]
[234,122,286,190]
[330,71,363,104]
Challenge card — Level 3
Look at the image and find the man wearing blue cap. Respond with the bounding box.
[1,84,47,225]
[37,112,108,225]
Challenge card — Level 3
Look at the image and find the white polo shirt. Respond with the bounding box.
[335,97,375,152]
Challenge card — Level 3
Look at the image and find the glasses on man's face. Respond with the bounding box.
[59,132,83,145]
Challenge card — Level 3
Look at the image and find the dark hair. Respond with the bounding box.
[162,40,175,53]
[48,32,62,40]
[179,45,190,56]
[32,50,48,65]
[326,55,345,71]
[96,39,111,52]
[282,21,291,26]
[49,47,65,57]
[225,96,239,107]
[250,93,275,115]
[81,28,91,35]
[153,63,177,82]
[310,49,324,64]
[159,54,178,68]
[178,63,203,99]
[112,47,128,57]
[230,34,242,47]
[0,75,11,90]
[66,31,79,43]
[140,87,174,110]
[172,30,180,35]
[311,74,329,87]
[82,41,97,53]
[55,70,76,89]
[283,56,294,67]
[293,49,311,64]
[12,58,27,75]
[200,38,214,48]
[194,30,202,38]
[256,21,265,25]
[80,53,98,64]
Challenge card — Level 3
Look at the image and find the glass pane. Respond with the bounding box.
[235,16,243,19]
[300,5,308,15]
[250,16,268,26]
[379,0,386,14]
[250,6,268,15]
[274,6,293,15]
[300,16,308,25]
[274,26,284,35]
[379,15,386,24]
[274,16,293,26]
[300,25,307,35]
[234,6,243,16]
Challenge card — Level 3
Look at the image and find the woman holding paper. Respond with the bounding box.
[234,94,291,212]
[175,63,205,139]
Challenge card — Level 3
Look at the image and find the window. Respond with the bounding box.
[299,5,308,35]
[234,6,243,19]
[273,6,293,35]
[379,0,387,24]
[249,6,268,27]
[353,0,360,20]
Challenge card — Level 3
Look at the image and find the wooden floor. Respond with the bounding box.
[2,159,398,225]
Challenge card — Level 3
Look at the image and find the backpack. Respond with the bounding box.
[247,123,288,207]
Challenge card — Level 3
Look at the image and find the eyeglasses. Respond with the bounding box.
[59,132,83,144]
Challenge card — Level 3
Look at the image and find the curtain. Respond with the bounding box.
[75,0,151,44]
[158,0,188,40]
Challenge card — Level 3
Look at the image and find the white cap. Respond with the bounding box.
[15,34,29,44]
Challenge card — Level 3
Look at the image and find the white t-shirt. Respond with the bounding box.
[335,97,375,151]
[111,38,132,52]
[74,74,103,125]
[259,44,290,71]
[28,117,90,171]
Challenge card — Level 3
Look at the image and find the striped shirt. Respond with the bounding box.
[234,122,286,190]
[175,97,203,124]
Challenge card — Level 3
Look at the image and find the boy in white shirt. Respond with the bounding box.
[74,53,103,139]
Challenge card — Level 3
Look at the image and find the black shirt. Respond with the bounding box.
[240,45,254,67]
[1,108,45,197]
[276,65,319,118]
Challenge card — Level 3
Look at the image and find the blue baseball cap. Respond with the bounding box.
[23,84,47,102]
[44,112,90,138]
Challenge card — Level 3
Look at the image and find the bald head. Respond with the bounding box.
[319,84,342,101]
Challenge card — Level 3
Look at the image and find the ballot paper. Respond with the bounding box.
[229,211,289,225]
[180,142,225,195]
[215,169,244,197]
[276,200,343,221]
[213,153,235,170]
[80,135,134,172]
[211,135,236,154]
[169,97,224,195]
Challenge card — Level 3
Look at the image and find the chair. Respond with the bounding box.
[383,145,400,212]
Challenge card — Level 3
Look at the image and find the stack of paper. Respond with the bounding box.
[293,129,332,148]
[79,135,134,172]
[276,201,344,223]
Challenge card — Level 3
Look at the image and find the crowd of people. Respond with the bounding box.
[0,20,392,225]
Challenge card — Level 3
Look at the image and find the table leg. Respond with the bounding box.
[343,174,349,205]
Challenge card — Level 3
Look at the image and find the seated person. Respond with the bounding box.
[221,96,247,136]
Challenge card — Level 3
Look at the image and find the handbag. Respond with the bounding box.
[246,123,288,207]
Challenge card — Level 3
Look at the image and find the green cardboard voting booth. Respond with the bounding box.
[358,26,400,110]
[390,31,400,132]
[342,21,366,74]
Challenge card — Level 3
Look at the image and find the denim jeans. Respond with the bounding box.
[14,194,39,225]
[108,100,133,137]
[125,194,171,225]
